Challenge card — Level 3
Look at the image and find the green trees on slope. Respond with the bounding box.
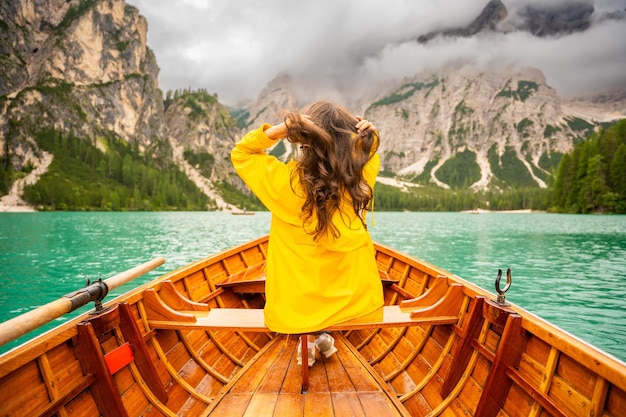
[552,120,626,213]
[374,183,550,212]
[23,129,212,211]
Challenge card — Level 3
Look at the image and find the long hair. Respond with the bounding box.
[284,101,379,240]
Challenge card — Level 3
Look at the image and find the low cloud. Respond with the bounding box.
[127,0,626,106]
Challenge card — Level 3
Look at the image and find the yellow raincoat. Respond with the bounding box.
[231,124,384,334]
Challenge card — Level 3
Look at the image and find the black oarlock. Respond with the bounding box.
[62,277,109,312]
[495,268,512,306]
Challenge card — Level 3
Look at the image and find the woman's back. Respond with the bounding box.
[231,101,384,334]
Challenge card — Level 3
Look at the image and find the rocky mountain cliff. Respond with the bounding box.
[365,66,589,190]
[163,89,243,208]
[0,0,241,209]
[1,0,164,163]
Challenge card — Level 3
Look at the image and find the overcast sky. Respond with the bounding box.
[125,0,626,106]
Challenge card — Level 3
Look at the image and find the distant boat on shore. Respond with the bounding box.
[231,207,255,215]
[464,209,533,214]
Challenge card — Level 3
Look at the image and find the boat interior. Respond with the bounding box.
[0,235,625,417]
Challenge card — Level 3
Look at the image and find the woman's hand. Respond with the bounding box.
[355,116,375,133]
[264,115,315,140]
[264,122,288,140]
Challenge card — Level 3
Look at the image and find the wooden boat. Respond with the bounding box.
[1,234,625,416]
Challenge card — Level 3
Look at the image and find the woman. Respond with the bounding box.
[231,101,383,366]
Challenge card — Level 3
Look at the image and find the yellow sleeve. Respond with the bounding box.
[230,125,302,222]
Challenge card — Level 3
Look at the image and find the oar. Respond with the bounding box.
[0,257,165,348]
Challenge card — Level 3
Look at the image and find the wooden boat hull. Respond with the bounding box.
[1,234,625,416]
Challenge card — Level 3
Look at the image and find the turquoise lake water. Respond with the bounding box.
[0,211,625,361]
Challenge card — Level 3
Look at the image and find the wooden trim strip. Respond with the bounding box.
[37,353,59,402]
[38,375,96,417]
[590,376,609,417]
[126,362,178,417]
[471,340,496,363]
[414,272,430,298]
[205,330,246,367]
[528,347,560,417]
[389,284,417,300]
[505,367,569,417]
[354,328,379,351]
[235,331,262,352]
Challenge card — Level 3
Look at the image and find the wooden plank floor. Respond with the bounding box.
[204,334,410,417]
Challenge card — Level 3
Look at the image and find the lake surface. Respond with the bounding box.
[1,211,625,361]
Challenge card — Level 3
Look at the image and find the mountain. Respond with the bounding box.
[163,89,243,210]
[244,73,298,128]
[417,0,624,43]
[0,0,241,210]
[1,0,624,212]
[0,0,164,155]
[244,67,625,192]
[364,66,591,190]
[418,0,507,43]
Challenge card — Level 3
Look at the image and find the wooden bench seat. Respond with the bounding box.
[147,305,459,332]
[143,278,464,394]
[144,278,464,333]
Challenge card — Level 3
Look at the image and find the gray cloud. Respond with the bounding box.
[126,0,626,106]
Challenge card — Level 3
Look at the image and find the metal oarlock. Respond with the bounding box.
[62,277,109,313]
[495,268,512,306]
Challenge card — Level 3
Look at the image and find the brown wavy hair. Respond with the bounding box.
[284,101,379,240]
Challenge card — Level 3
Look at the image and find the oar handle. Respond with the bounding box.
[104,257,165,291]
[0,257,165,349]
